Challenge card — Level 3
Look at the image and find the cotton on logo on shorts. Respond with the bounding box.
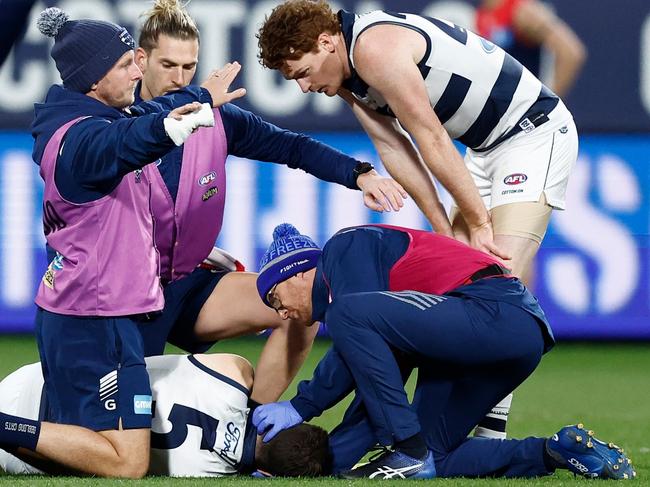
[503,173,528,185]
[99,370,118,411]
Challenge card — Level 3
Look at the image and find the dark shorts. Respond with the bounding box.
[35,308,152,431]
[138,268,229,356]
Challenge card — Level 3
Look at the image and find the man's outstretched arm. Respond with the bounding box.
[353,25,509,261]
[250,318,319,404]
[339,89,452,235]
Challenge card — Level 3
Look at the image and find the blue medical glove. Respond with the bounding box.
[252,400,303,442]
[251,470,273,478]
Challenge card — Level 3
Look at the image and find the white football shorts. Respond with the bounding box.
[464,101,578,210]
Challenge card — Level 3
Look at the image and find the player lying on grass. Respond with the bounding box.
[0,351,636,480]
[0,353,329,477]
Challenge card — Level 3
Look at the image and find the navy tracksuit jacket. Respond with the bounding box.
[290,224,556,478]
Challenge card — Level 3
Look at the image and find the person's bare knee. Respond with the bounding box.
[195,353,254,390]
[99,427,150,478]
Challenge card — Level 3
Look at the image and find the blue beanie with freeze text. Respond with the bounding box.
[37,7,135,93]
[257,223,321,307]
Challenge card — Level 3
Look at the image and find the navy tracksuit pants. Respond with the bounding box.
[326,278,551,477]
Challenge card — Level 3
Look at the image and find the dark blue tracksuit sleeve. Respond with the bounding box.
[129,86,212,115]
[56,112,175,202]
[0,0,36,66]
[319,230,394,297]
[220,103,360,189]
[290,347,355,421]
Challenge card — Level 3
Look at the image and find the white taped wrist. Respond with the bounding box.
[164,103,215,146]
[188,103,215,127]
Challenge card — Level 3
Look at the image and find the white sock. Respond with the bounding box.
[474,393,513,440]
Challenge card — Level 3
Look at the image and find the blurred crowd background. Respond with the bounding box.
[0,0,648,340]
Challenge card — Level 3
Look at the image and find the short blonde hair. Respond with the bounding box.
[257,0,340,70]
[139,0,199,52]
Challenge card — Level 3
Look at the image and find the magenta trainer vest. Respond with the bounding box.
[150,108,228,283]
[375,224,502,295]
[35,117,164,315]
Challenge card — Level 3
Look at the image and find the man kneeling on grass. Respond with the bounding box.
[252,222,636,481]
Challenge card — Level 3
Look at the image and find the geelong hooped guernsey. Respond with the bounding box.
[339,10,559,151]
[148,355,255,477]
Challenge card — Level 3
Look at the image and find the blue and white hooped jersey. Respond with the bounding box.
[147,355,255,477]
[339,10,559,151]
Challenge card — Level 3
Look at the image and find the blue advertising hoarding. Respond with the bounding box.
[1,0,649,133]
[0,131,648,339]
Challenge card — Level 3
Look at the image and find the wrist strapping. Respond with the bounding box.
[163,102,214,146]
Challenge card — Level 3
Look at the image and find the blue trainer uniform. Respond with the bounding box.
[32,85,209,431]
[286,225,555,476]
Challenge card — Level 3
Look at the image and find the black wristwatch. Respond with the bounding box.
[353,161,375,181]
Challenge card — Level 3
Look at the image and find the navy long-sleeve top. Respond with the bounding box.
[31,84,210,203]
[134,84,362,203]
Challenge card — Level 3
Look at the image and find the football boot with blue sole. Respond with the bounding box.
[547,424,636,480]
[338,449,436,480]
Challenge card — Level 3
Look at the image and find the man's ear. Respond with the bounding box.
[135,47,148,72]
[317,32,336,53]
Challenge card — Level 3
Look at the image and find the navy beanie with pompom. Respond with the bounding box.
[256,223,321,307]
[37,7,135,93]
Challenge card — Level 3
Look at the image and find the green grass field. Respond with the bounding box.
[0,335,649,485]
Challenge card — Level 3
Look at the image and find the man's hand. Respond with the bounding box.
[164,102,214,146]
[201,62,246,107]
[252,401,303,443]
[356,170,408,212]
[468,219,512,265]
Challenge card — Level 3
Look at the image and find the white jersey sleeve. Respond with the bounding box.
[0,363,45,475]
[146,355,252,477]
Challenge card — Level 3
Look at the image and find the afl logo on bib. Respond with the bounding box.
[504,173,527,185]
[199,171,217,186]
